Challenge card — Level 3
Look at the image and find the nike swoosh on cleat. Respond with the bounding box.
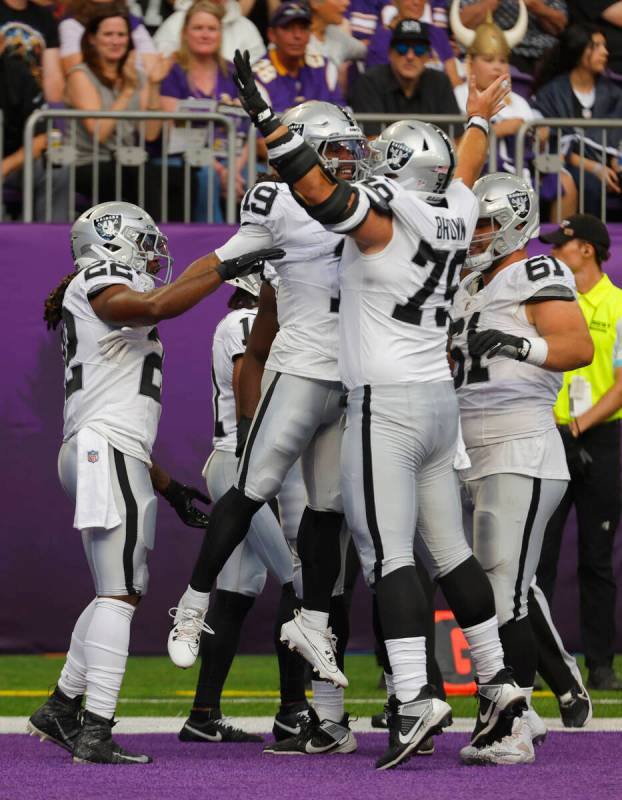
[478,704,495,725]
[398,717,424,746]
[305,741,336,754]
[183,725,223,742]
[274,721,301,735]
[116,753,150,762]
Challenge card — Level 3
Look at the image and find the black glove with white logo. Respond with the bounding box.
[469,329,531,361]
[161,479,211,529]
[236,415,253,458]
[216,247,285,282]
[233,49,281,137]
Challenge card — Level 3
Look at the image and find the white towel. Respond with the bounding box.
[74,428,122,531]
[453,418,472,471]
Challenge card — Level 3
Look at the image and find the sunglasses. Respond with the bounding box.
[392,41,429,57]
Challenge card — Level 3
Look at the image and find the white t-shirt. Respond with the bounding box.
[212,307,257,453]
[62,259,162,464]
[338,176,478,389]
[215,181,343,382]
[451,255,576,480]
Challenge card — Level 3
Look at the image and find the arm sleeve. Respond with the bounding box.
[215,223,276,261]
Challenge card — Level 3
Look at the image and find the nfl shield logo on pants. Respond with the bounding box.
[87,450,99,463]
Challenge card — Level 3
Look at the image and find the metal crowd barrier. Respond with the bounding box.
[22,107,257,224]
[515,118,622,223]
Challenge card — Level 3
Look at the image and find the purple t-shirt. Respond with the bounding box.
[346,0,386,41]
[252,54,344,111]
[366,21,453,67]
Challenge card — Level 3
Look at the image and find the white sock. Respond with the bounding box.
[311,681,344,723]
[181,585,210,612]
[522,686,534,708]
[385,672,395,698]
[462,616,505,684]
[84,597,135,719]
[385,636,427,704]
[58,598,97,699]
[300,608,329,632]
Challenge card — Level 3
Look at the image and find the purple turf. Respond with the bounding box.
[1,732,619,800]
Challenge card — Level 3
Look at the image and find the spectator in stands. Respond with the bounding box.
[346,0,386,43]
[570,0,622,76]
[533,24,622,217]
[128,0,175,35]
[160,0,248,220]
[0,0,64,101]
[60,0,158,75]
[252,1,343,109]
[349,19,461,136]
[457,0,567,76]
[153,0,265,62]
[366,0,460,87]
[307,0,366,93]
[65,11,169,210]
[0,32,69,219]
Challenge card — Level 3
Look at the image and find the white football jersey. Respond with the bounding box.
[62,259,163,464]
[234,181,343,382]
[451,254,576,480]
[212,307,258,453]
[338,177,479,389]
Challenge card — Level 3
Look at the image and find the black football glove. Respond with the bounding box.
[216,247,285,282]
[469,329,532,361]
[161,479,211,529]
[236,415,253,458]
[233,49,281,137]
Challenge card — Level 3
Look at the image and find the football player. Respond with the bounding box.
[232,48,533,770]
[167,101,371,754]
[27,201,281,765]
[178,278,311,745]
[450,174,592,761]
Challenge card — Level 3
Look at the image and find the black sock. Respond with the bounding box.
[328,594,349,671]
[528,587,576,696]
[274,582,307,706]
[499,616,537,689]
[372,592,391,674]
[190,487,263,592]
[191,589,255,714]
[298,508,344,612]
[438,556,496,629]
[375,565,428,640]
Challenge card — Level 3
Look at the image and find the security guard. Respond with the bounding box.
[537,214,622,691]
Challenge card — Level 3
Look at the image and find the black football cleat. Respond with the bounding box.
[72,711,152,764]
[272,703,314,742]
[371,699,434,753]
[375,687,452,771]
[179,711,263,743]
[470,668,527,748]
[264,708,357,755]
[559,683,593,728]
[27,686,83,753]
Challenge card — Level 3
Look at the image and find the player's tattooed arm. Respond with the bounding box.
[150,461,211,529]
[237,282,279,428]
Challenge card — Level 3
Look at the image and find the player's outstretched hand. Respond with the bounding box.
[216,247,285,282]
[466,73,510,122]
[233,50,280,136]
[161,479,211,529]
[469,328,531,361]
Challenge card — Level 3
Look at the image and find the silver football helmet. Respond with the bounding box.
[281,101,371,181]
[70,201,173,285]
[225,274,262,296]
[369,120,456,194]
[466,173,539,271]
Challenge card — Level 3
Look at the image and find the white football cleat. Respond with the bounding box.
[460,715,536,765]
[523,707,547,746]
[280,610,348,688]
[167,606,213,668]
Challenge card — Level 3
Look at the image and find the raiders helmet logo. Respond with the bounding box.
[386,140,413,171]
[94,213,122,241]
[288,122,305,137]
[507,190,530,219]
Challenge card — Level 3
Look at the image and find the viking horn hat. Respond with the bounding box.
[450,0,528,56]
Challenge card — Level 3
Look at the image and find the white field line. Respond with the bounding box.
[3,716,622,735]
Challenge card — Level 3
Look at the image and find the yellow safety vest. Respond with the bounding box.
[555,273,622,424]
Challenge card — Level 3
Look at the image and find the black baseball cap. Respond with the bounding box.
[539,214,610,251]
[391,19,431,46]
[270,1,311,28]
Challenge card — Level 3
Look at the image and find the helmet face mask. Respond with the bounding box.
[281,101,372,182]
[466,173,540,271]
[71,201,174,286]
[369,120,456,195]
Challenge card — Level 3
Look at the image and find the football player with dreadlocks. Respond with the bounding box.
[28,201,282,765]
[450,173,592,762]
